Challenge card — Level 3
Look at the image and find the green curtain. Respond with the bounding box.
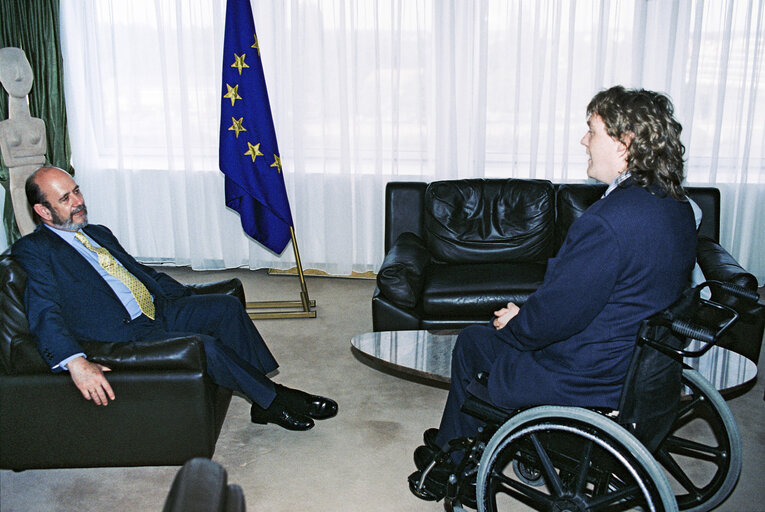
[0,0,73,244]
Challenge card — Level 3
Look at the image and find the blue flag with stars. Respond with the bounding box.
[219,0,293,253]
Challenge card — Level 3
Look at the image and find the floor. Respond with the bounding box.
[0,268,763,511]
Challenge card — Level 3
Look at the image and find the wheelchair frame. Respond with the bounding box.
[409,281,760,512]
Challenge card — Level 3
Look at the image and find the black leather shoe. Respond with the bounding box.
[423,427,439,449]
[250,403,314,431]
[302,394,338,420]
[414,445,437,471]
[276,385,338,420]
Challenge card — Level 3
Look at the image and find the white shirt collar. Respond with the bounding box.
[603,171,631,197]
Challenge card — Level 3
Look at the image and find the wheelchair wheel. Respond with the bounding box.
[475,406,677,512]
[654,368,742,512]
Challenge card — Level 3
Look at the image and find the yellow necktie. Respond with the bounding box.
[74,231,156,320]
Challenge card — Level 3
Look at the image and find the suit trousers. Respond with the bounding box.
[435,324,508,451]
[130,294,280,408]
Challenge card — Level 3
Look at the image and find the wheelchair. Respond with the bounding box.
[409,281,762,512]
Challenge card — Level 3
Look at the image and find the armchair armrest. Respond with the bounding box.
[696,236,758,290]
[186,278,245,306]
[83,337,206,372]
[10,335,207,375]
[376,232,431,309]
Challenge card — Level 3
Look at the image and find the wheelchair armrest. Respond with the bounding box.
[376,232,431,309]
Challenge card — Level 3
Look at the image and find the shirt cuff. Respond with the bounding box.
[54,353,87,371]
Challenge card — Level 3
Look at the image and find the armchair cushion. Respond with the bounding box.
[424,179,555,263]
[376,232,430,309]
[423,262,546,316]
[555,184,605,253]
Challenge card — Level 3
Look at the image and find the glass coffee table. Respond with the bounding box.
[351,330,758,397]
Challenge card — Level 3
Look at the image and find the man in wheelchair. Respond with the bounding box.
[410,86,703,509]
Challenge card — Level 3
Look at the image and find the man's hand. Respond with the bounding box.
[493,302,520,330]
[67,356,115,406]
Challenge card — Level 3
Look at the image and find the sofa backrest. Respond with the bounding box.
[384,180,722,258]
[686,187,720,241]
[554,183,607,253]
[0,251,49,375]
[423,179,556,263]
[554,184,721,251]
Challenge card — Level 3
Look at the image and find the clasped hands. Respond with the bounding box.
[67,356,115,406]
[492,302,520,330]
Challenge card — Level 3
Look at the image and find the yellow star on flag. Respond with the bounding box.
[251,35,260,56]
[231,53,250,75]
[244,142,264,162]
[229,117,247,138]
[270,154,282,173]
[224,84,242,106]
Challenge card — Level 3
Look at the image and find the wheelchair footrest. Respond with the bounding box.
[408,436,481,509]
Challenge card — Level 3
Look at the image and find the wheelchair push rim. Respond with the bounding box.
[476,406,678,512]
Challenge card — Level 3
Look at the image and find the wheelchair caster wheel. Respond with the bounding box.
[512,458,543,486]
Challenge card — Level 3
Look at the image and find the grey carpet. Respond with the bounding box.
[1,268,763,511]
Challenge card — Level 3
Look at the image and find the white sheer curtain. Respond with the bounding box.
[60,1,765,281]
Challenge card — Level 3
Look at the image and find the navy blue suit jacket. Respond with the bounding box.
[12,224,191,370]
[487,183,697,410]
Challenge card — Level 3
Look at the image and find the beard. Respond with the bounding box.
[50,204,89,231]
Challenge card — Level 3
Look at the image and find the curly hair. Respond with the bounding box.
[587,86,686,199]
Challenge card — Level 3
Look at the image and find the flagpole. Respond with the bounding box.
[246,226,316,319]
[220,0,315,320]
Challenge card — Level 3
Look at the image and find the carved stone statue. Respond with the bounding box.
[0,47,47,236]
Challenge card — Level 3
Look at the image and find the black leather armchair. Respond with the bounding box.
[0,251,236,470]
[163,458,246,512]
[374,179,764,363]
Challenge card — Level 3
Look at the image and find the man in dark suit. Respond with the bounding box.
[12,165,337,431]
[410,86,698,494]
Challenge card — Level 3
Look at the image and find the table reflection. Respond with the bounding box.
[683,340,757,394]
[351,331,758,394]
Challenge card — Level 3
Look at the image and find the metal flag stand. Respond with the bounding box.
[246,226,317,319]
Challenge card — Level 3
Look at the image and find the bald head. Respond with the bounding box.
[26,166,88,231]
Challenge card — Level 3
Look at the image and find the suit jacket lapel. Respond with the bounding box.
[82,225,165,298]
[37,225,118,299]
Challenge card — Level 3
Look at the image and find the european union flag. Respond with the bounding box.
[219,0,293,253]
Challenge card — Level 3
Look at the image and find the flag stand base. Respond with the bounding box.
[246,227,317,319]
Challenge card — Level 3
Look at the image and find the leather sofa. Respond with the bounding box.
[0,250,236,470]
[373,179,764,363]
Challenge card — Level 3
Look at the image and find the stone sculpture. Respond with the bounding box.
[0,47,47,236]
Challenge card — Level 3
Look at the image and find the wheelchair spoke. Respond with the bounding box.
[530,432,565,497]
[574,438,594,495]
[658,370,742,511]
[676,393,704,419]
[491,468,555,509]
[587,484,643,511]
[662,434,726,463]
[654,447,702,499]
